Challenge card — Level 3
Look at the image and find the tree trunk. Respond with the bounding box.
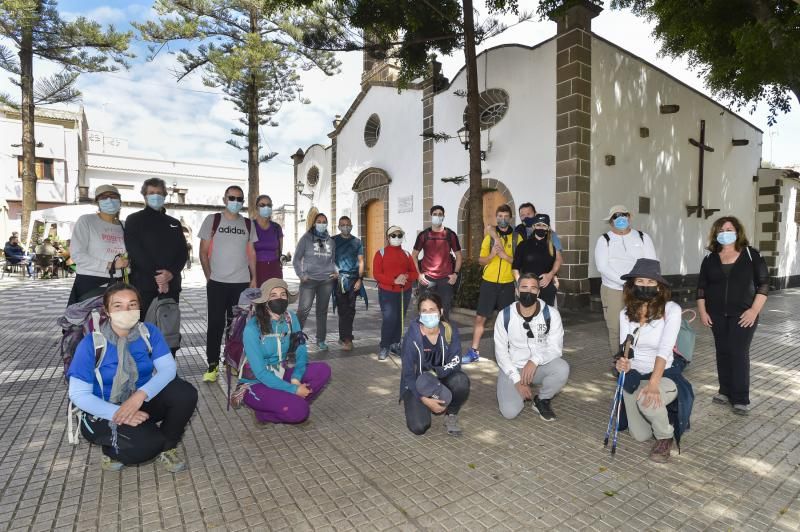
[462,0,483,259]
[247,73,260,217]
[19,22,37,244]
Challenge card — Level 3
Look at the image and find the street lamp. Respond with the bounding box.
[295,181,313,200]
[456,126,486,160]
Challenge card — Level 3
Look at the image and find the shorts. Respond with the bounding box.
[476,281,516,318]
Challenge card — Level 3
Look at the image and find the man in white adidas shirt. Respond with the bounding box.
[594,204,657,357]
[495,273,570,421]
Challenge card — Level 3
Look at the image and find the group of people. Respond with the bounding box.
[61,180,769,472]
[3,232,73,278]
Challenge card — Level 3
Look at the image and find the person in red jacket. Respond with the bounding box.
[373,225,419,361]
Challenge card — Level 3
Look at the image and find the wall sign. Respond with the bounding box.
[398,195,413,213]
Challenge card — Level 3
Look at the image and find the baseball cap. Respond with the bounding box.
[94,184,120,198]
[416,373,452,407]
[387,225,404,237]
[604,204,630,221]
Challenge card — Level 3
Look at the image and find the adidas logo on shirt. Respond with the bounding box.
[218,226,246,235]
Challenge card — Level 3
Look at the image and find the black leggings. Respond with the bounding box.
[206,280,249,366]
[80,378,198,464]
[711,314,757,405]
[403,371,470,435]
[68,274,118,306]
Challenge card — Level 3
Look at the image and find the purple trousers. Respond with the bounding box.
[243,362,331,424]
[255,259,283,287]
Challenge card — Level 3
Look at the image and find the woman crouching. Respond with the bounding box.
[240,279,331,423]
[68,283,197,472]
[615,258,693,463]
[400,293,470,436]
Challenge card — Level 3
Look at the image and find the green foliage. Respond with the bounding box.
[543,0,800,124]
[454,258,483,310]
[136,0,340,199]
[0,0,133,105]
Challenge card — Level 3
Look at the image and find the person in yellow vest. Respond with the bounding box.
[463,204,521,363]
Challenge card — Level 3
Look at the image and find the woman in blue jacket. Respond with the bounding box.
[240,278,331,424]
[67,283,197,472]
[400,292,470,436]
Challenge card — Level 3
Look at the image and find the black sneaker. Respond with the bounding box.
[533,395,556,421]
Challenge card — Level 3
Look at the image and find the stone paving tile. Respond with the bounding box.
[1,269,800,531]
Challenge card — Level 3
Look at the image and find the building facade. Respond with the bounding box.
[290,2,788,308]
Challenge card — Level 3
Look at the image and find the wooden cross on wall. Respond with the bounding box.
[686,120,720,218]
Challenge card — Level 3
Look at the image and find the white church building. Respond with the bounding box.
[291,1,798,308]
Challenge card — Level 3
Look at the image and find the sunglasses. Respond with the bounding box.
[521,321,535,339]
[611,212,630,220]
[388,233,404,239]
[227,195,244,202]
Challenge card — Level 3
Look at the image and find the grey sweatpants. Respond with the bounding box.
[497,358,570,419]
[622,377,677,441]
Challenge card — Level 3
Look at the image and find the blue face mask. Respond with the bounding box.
[315,223,328,234]
[613,216,629,230]
[226,200,243,214]
[419,312,440,329]
[523,217,535,228]
[497,218,510,228]
[146,194,165,210]
[716,231,737,246]
[98,198,121,215]
[259,206,272,218]
[431,215,444,227]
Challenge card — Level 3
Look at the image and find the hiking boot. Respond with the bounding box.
[444,414,462,436]
[712,393,730,405]
[461,347,480,364]
[202,364,218,383]
[341,340,353,351]
[389,342,401,355]
[649,438,673,463]
[533,395,556,421]
[378,348,389,361]
[733,403,752,415]
[101,455,124,472]
[158,448,187,473]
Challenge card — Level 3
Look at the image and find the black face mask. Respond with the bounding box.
[533,228,548,239]
[633,285,658,301]
[518,291,539,307]
[267,298,289,314]
[523,217,535,227]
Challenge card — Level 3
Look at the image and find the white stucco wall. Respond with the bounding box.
[1,117,80,205]
[334,86,423,238]
[294,143,331,234]
[590,37,763,278]
[433,42,558,231]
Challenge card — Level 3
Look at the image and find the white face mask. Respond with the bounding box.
[389,237,403,247]
[109,309,140,330]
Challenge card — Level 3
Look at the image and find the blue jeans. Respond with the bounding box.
[378,288,412,349]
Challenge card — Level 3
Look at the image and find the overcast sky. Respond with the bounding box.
[2,0,798,209]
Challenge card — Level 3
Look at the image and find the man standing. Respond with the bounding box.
[463,204,519,364]
[125,177,189,322]
[594,204,657,356]
[332,216,364,351]
[412,205,462,319]
[494,273,569,421]
[198,185,258,382]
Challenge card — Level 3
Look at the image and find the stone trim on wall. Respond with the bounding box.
[757,176,784,279]
[352,167,392,192]
[354,167,392,264]
[422,62,439,226]
[455,178,516,250]
[330,138,337,232]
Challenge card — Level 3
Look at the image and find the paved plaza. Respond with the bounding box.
[0,269,799,531]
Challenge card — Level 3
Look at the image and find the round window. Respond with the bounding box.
[364,114,381,147]
[462,88,510,130]
[306,166,319,187]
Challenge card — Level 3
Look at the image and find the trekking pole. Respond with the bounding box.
[611,370,627,454]
[603,371,624,448]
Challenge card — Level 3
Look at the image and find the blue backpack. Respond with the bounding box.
[502,303,551,335]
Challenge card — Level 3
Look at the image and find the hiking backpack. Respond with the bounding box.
[145,296,181,349]
[502,303,551,336]
[207,212,252,258]
[602,230,644,245]
[59,296,152,444]
[223,288,308,410]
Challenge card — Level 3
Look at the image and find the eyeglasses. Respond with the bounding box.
[521,321,535,339]
[388,233,404,239]
[257,203,272,208]
[611,212,629,220]
[227,195,244,202]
